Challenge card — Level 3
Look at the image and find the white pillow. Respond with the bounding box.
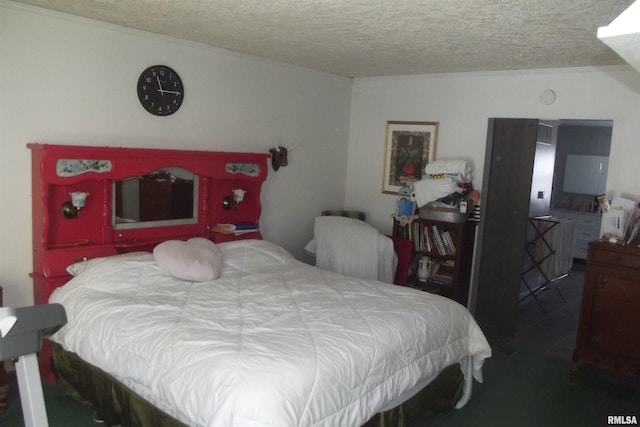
[67,252,148,276]
[153,238,223,281]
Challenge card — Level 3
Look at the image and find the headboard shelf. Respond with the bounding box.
[48,240,91,249]
[29,143,270,304]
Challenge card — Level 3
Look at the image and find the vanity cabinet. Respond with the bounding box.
[550,210,601,260]
[572,241,640,377]
[573,214,602,259]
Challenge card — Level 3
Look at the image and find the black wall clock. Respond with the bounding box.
[137,65,184,116]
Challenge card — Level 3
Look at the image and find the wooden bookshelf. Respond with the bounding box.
[393,218,476,306]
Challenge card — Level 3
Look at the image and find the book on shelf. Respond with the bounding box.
[212,223,259,235]
[234,222,260,231]
[424,225,432,252]
[395,219,461,256]
[441,230,456,255]
[413,221,421,252]
[430,225,447,256]
[430,273,453,286]
[395,222,410,240]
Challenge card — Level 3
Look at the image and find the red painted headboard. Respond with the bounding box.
[30,143,270,382]
[29,143,269,299]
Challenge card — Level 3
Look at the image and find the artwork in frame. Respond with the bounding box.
[382,121,439,194]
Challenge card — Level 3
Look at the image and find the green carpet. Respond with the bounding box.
[422,350,639,427]
[0,374,97,427]
[0,351,638,427]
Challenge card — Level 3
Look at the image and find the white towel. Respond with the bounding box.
[313,216,396,283]
[425,160,474,183]
[413,178,460,208]
[538,217,576,279]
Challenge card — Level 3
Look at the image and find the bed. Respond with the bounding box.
[48,239,490,427]
[28,143,491,426]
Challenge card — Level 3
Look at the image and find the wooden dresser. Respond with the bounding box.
[572,241,640,377]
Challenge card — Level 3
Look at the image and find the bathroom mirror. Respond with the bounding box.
[113,167,198,230]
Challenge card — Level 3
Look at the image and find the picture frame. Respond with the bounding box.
[382,121,439,194]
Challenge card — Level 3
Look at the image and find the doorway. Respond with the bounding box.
[470,118,613,354]
[515,120,612,360]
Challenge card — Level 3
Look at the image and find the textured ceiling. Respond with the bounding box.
[12,0,635,77]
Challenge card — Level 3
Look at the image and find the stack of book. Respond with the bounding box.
[212,223,259,235]
[431,225,456,256]
[430,260,455,286]
[410,222,456,256]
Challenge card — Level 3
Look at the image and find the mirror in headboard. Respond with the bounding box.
[113,167,198,230]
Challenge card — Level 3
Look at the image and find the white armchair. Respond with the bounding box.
[309,215,396,283]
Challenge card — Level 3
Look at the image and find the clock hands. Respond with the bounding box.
[156,77,180,95]
[156,76,164,95]
[157,89,182,95]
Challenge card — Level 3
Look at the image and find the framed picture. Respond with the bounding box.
[382,121,439,194]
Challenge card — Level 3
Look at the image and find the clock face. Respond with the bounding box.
[137,65,184,116]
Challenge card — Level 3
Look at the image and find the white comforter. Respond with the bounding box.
[50,239,491,427]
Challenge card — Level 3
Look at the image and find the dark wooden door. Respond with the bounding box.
[471,118,538,346]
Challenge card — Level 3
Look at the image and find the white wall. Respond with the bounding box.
[0,2,352,307]
[346,67,640,233]
[4,2,640,310]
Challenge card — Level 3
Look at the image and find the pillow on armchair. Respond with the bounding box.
[388,235,413,286]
